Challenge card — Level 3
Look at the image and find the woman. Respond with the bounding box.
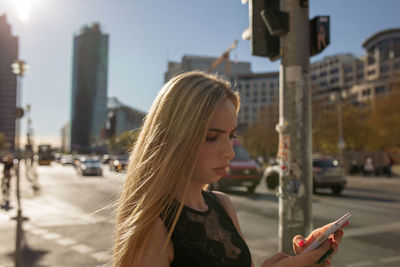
[114,71,343,266]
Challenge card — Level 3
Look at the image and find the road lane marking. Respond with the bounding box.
[29,228,49,235]
[91,251,112,262]
[71,244,95,254]
[57,238,78,246]
[345,221,400,238]
[41,232,62,240]
[380,256,400,263]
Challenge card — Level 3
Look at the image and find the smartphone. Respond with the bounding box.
[302,212,351,263]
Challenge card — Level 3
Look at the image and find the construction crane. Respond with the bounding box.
[208,40,238,75]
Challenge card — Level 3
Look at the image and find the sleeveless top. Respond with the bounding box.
[163,190,252,267]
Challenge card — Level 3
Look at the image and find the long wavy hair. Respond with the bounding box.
[113,71,240,266]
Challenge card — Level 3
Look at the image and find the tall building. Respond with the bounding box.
[0,15,18,151]
[70,23,109,153]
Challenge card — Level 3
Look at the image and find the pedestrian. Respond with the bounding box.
[1,155,14,210]
[363,156,374,176]
[114,71,344,266]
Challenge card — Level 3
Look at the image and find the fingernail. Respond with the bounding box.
[325,258,331,265]
[298,239,306,247]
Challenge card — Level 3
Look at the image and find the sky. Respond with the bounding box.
[1,0,399,147]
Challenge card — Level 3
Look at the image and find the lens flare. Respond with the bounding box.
[14,0,32,22]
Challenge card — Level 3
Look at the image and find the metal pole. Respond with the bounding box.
[337,98,344,165]
[277,0,313,254]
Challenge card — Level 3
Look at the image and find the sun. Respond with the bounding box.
[13,0,32,22]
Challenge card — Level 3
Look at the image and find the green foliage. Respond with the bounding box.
[242,105,278,159]
[313,88,400,154]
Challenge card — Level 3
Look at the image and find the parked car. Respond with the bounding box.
[263,157,347,195]
[212,139,262,193]
[60,154,74,165]
[109,155,129,172]
[76,156,102,176]
[313,157,346,195]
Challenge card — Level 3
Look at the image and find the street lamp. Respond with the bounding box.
[11,59,29,267]
[330,90,347,166]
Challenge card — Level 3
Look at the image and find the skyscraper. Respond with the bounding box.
[70,23,108,153]
[0,15,18,151]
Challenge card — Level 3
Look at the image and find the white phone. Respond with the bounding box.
[303,212,351,253]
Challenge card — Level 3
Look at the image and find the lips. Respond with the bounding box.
[213,165,229,176]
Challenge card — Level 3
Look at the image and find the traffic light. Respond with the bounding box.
[249,0,281,60]
[310,16,330,56]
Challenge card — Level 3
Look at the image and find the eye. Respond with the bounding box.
[206,136,218,142]
[229,134,237,140]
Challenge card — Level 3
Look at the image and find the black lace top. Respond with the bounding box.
[164,190,252,267]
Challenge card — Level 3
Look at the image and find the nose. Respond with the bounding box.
[222,138,235,160]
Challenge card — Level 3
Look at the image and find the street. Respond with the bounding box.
[1,163,400,267]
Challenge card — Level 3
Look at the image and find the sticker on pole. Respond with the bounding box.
[277,134,290,162]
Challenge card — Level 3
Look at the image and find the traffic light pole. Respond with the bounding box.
[277,0,313,254]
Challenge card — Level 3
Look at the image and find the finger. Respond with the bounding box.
[304,223,334,245]
[290,240,331,266]
[293,235,307,255]
[333,229,343,244]
[262,252,290,266]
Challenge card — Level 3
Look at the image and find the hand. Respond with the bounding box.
[261,222,347,267]
[292,222,346,266]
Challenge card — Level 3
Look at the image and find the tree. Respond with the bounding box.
[242,104,279,159]
[367,89,400,150]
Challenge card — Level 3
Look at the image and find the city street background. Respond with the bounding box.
[1,163,399,267]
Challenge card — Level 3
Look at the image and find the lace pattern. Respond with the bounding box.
[165,191,252,267]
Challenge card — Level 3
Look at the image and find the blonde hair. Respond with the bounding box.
[113,71,240,266]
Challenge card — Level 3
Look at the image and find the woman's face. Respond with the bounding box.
[192,98,237,185]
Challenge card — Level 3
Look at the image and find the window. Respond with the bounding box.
[253,83,258,89]
[330,68,339,74]
[311,74,317,80]
[380,64,390,73]
[245,83,250,89]
[330,77,339,84]
[394,61,400,69]
[362,89,371,96]
[378,39,390,62]
[319,80,327,87]
[345,77,353,83]
[357,73,364,80]
[394,38,400,58]
[261,82,266,89]
[367,69,376,76]
[368,47,375,65]
[319,71,327,77]
[375,86,385,94]
[344,66,353,73]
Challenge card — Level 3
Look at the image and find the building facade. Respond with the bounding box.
[165,55,251,82]
[70,23,109,153]
[236,72,279,130]
[106,97,146,138]
[0,15,18,151]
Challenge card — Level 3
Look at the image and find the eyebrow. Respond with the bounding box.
[209,126,238,134]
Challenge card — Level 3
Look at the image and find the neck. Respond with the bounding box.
[183,181,208,211]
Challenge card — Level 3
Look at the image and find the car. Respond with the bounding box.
[109,155,129,172]
[263,157,347,195]
[60,154,74,165]
[313,157,346,195]
[212,139,262,193]
[76,156,103,176]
